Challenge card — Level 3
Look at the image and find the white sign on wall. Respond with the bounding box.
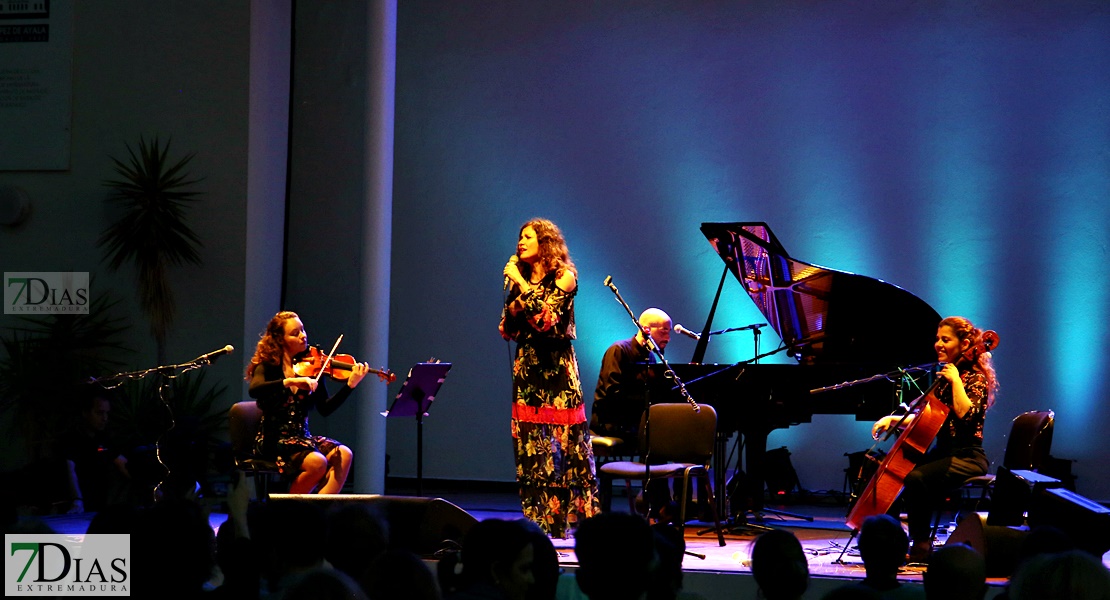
[0,0,73,171]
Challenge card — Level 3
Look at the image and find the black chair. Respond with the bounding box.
[598,403,726,546]
[934,409,1055,535]
[228,401,281,500]
[590,431,636,466]
[963,409,1054,505]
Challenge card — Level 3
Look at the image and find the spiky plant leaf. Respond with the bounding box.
[98,136,204,351]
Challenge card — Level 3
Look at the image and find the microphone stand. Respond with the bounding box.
[90,352,228,505]
[603,276,700,529]
[603,277,699,413]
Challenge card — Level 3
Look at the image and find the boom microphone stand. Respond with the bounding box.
[90,345,234,504]
[602,276,700,524]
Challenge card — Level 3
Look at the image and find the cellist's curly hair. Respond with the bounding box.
[939,316,999,405]
[518,218,577,282]
[245,311,299,379]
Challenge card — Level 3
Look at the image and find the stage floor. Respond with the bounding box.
[27,485,1110,600]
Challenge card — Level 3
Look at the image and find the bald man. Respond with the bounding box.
[591,308,672,445]
[592,308,676,520]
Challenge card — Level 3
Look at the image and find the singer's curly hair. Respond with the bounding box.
[245,310,299,379]
[939,315,999,405]
[518,218,577,282]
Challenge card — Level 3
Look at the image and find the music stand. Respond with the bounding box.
[382,362,452,497]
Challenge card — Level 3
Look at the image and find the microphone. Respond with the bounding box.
[504,256,519,291]
[673,324,701,341]
[192,345,234,364]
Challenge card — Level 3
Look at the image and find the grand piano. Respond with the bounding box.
[638,222,941,517]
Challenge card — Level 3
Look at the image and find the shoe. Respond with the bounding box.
[907,540,932,564]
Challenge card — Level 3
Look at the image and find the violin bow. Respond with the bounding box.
[314,334,344,384]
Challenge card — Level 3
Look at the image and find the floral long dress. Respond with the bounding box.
[500,271,601,537]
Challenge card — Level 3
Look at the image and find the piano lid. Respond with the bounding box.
[700,222,941,366]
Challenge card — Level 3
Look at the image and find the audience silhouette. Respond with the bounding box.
[574,512,657,600]
[1007,548,1110,600]
[922,543,986,600]
[857,514,924,599]
[366,548,442,600]
[749,529,809,600]
[439,517,538,600]
[28,472,1110,600]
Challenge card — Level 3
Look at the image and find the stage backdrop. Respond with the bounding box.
[385,1,1110,502]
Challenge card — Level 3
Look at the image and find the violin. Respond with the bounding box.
[292,345,396,383]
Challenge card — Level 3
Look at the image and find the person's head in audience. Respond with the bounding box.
[325,502,390,591]
[518,519,560,600]
[649,523,685,600]
[282,567,370,600]
[452,518,536,600]
[858,514,908,590]
[1008,548,1110,600]
[574,512,656,600]
[1015,524,1074,567]
[366,548,441,600]
[750,529,809,600]
[131,498,216,596]
[249,499,327,594]
[923,543,986,600]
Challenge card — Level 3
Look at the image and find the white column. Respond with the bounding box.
[356,0,397,494]
[242,0,291,397]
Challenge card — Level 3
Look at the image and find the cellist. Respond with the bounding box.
[870,316,999,562]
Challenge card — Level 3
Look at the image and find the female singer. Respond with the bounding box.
[500,218,601,537]
[870,316,999,562]
[246,311,370,494]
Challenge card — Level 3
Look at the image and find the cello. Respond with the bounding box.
[844,329,999,532]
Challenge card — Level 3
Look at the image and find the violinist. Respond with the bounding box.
[870,316,999,563]
[245,311,371,494]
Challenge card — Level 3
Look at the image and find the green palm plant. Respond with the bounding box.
[98,136,204,362]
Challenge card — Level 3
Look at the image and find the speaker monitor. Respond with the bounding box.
[945,512,1027,578]
[764,446,799,496]
[269,494,479,557]
[1027,486,1110,559]
[987,466,1061,526]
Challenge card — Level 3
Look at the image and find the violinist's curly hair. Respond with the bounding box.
[245,311,299,379]
[518,218,577,282]
[940,316,999,406]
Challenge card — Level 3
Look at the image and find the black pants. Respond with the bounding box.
[901,448,988,542]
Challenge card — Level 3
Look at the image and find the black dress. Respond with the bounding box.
[248,359,353,476]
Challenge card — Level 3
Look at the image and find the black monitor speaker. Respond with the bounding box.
[987,466,1061,526]
[269,493,478,557]
[1027,486,1110,558]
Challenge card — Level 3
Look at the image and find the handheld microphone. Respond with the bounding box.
[503,255,519,291]
[193,345,234,364]
[673,323,701,341]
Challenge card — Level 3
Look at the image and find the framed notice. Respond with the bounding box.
[0,0,73,171]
